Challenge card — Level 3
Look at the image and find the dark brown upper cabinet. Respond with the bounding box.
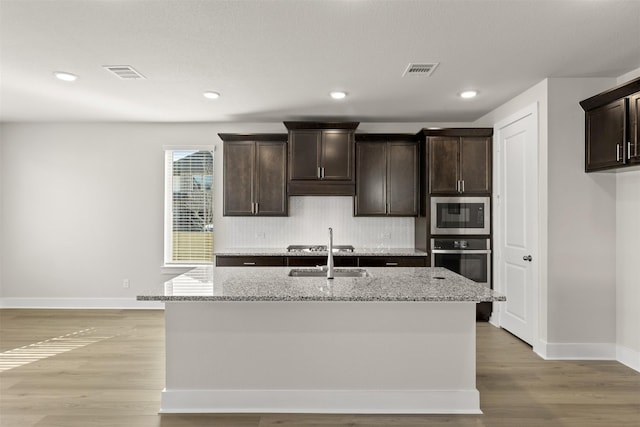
[628,92,640,163]
[219,134,287,216]
[354,136,419,216]
[580,77,640,172]
[420,129,492,195]
[284,122,358,196]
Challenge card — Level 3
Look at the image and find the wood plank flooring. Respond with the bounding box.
[1,309,639,426]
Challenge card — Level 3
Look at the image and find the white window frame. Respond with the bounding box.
[163,145,214,267]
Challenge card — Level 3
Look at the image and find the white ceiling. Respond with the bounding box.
[1,0,639,123]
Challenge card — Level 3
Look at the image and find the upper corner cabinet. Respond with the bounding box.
[284,122,359,196]
[220,134,288,217]
[421,129,493,195]
[580,77,640,172]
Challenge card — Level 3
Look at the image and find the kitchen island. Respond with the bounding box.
[138,266,505,414]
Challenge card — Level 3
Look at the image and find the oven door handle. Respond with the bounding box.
[431,250,491,254]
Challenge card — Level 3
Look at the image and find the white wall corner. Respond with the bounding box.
[617,344,640,373]
[0,297,164,310]
[537,339,617,360]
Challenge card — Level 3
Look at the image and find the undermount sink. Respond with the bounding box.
[288,268,370,278]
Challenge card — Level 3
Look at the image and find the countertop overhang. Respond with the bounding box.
[138,266,505,303]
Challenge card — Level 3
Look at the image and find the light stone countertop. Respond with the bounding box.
[137,266,505,302]
[215,248,429,257]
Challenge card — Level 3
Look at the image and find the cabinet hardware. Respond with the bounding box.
[456,180,460,193]
[321,167,325,178]
[255,202,259,214]
[522,255,533,262]
[317,167,322,179]
[616,143,623,162]
[385,262,399,266]
[386,203,390,214]
[461,180,465,193]
[251,203,255,215]
[243,262,256,265]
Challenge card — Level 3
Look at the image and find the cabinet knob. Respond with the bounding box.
[523,255,532,262]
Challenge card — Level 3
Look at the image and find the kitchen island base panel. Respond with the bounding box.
[163,301,480,414]
[159,389,480,414]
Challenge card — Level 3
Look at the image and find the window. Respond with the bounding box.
[165,149,214,264]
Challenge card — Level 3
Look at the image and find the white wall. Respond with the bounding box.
[0,121,455,305]
[616,67,640,370]
[546,78,617,346]
[0,124,4,295]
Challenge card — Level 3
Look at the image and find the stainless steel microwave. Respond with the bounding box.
[430,196,490,235]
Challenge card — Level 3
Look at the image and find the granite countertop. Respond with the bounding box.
[138,266,505,303]
[215,248,429,257]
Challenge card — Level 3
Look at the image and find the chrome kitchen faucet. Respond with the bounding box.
[327,227,334,279]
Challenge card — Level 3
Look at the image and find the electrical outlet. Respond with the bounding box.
[123,279,130,289]
[256,232,266,239]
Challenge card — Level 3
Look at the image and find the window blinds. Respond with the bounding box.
[167,150,213,263]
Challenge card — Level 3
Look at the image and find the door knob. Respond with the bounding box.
[523,255,532,262]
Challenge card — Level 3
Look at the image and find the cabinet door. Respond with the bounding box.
[358,256,427,267]
[629,93,640,163]
[216,256,286,266]
[255,142,287,216]
[429,137,459,194]
[355,142,387,215]
[321,130,354,180]
[460,137,491,194]
[585,99,626,171]
[289,130,321,180]
[223,141,255,216]
[387,142,418,215]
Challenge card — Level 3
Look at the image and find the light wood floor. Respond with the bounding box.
[1,309,639,427]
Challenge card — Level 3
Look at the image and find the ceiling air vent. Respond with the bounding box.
[102,65,146,80]
[403,62,439,77]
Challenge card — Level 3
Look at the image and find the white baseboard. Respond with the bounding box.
[537,340,616,360]
[0,297,164,310]
[617,344,640,373]
[160,389,482,414]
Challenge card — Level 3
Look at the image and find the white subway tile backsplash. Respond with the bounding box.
[217,196,414,249]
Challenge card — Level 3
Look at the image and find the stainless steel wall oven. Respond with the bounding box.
[431,237,492,320]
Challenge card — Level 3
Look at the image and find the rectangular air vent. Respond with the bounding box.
[102,65,146,80]
[403,62,439,77]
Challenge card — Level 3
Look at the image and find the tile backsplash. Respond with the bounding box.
[217,196,414,249]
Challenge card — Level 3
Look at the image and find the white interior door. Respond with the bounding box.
[494,105,538,346]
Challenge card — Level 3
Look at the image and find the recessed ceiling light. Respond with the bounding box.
[53,71,78,82]
[459,90,478,99]
[203,91,220,99]
[330,91,347,100]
